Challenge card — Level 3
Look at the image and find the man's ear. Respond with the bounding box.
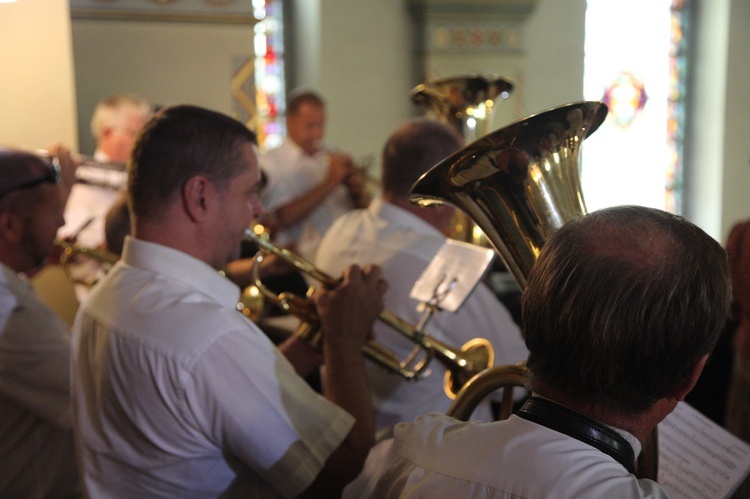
[673,353,710,401]
[182,175,213,223]
[0,211,23,244]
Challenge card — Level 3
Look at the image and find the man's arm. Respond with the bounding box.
[302,264,386,496]
[273,153,354,228]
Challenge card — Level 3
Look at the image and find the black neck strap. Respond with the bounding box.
[516,396,636,474]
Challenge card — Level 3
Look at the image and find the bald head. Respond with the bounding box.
[0,148,65,273]
[523,205,731,415]
[381,118,463,199]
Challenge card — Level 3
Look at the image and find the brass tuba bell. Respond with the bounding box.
[412,74,514,245]
[411,74,514,143]
[410,101,608,289]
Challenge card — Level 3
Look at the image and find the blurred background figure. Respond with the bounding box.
[259,90,369,293]
[315,118,528,437]
[57,94,151,301]
[725,220,750,445]
[0,147,82,498]
[59,93,151,253]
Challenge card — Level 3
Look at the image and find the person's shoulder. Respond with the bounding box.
[392,413,484,450]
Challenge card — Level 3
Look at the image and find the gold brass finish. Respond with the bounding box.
[411,74,514,143]
[410,101,608,289]
[245,229,494,397]
[54,239,119,287]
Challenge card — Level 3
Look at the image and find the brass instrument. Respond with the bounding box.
[73,156,127,191]
[410,101,608,289]
[54,239,119,287]
[409,101,660,480]
[412,74,514,245]
[245,228,494,397]
[411,74,514,143]
[33,148,127,190]
[447,363,529,421]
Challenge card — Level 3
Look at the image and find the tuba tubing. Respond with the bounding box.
[245,229,494,396]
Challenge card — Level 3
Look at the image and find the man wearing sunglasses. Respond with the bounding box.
[0,147,81,497]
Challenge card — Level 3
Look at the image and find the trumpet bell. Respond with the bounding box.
[443,337,495,398]
[409,101,608,289]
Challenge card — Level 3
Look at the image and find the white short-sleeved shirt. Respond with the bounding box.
[58,150,125,250]
[315,200,529,436]
[344,412,666,498]
[260,140,354,260]
[71,237,354,498]
[0,264,80,497]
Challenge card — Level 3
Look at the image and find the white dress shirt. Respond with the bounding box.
[0,264,80,497]
[315,199,529,437]
[58,150,125,250]
[260,140,354,260]
[71,237,354,498]
[344,412,666,498]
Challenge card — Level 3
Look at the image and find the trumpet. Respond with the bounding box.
[53,239,119,287]
[35,148,126,191]
[244,228,494,397]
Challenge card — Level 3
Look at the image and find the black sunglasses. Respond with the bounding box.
[0,157,61,200]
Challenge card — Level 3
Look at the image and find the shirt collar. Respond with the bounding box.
[121,236,240,309]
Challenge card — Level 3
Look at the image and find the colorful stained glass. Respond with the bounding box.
[583,0,689,215]
[252,0,286,150]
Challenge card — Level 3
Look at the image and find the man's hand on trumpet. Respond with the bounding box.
[276,264,387,380]
[328,152,373,209]
[314,264,388,350]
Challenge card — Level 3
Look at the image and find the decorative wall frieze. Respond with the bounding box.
[408,0,537,53]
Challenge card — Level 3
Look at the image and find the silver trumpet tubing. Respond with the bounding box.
[34,149,127,190]
[73,156,127,191]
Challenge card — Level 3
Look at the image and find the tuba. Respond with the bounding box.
[409,101,660,480]
[411,74,514,143]
[410,101,608,289]
[411,74,514,245]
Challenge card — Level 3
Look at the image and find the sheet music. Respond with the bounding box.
[658,401,750,498]
[410,239,494,313]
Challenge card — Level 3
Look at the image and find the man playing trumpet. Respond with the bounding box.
[71,105,387,497]
[260,90,370,264]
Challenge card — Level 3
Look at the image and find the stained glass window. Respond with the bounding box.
[582,0,689,214]
[252,0,286,150]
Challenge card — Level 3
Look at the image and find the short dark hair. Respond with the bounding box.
[128,105,257,224]
[0,149,51,213]
[104,192,130,255]
[523,205,732,415]
[381,118,463,198]
[286,90,325,116]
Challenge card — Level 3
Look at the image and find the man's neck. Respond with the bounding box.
[532,382,669,441]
